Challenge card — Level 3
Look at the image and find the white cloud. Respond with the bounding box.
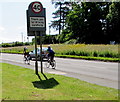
[17,25,27,33]
[0,26,24,43]
[0,26,5,32]
[0,26,7,37]
[0,26,12,43]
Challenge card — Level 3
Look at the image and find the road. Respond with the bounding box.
[0,53,119,89]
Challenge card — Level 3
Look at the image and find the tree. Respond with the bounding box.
[32,35,58,44]
[65,2,112,44]
[82,2,104,43]
[50,2,119,44]
[50,2,72,34]
[106,2,120,43]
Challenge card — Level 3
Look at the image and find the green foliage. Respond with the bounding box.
[106,2,120,42]
[1,42,23,47]
[32,35,58,44]
[1,43,13,47]
[51,44,119,59]
[50,2,120,44]
[65,2,106,44]
[1,45,34,54]
[1,42,30,47]
[65,39,77,44]
[59,50,119,58]
[1,44,119,61]
[50,2,72,32]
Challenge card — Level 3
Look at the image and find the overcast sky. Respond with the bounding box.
[0,0,58,43]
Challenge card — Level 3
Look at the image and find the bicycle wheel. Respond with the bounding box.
[27,56,30,65]
[23,57,27,64]
[51,60,56,69]
[45,61,50,68]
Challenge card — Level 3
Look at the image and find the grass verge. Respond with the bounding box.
[1,63,118,100]
[56,54,120,62]
[0,62,2,101]
[1,44,119,62]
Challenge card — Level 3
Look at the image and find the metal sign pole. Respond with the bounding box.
[35,31,38,75]
[39,32,43,73]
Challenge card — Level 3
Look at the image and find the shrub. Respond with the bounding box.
[65,39,77,44]
[93,51,98,57]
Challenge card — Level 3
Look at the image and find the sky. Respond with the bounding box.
[0,0,58,43]
[1,0,118,43]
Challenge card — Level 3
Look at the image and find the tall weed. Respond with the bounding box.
[1,44,119,58]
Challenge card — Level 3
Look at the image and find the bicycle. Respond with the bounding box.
[23,54,30,65]
[45,56,56,69]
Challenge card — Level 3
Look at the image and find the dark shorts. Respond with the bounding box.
[48,53,54,61]
[24,52,30,56]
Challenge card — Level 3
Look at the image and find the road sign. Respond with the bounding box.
[26,1,46,75]
[26,1,46,36]
[32,2,43,13]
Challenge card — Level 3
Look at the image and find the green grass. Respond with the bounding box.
[50,44,119,58]
[1,63,118,100]
[0,62,2,101]
[56,55,120,62]
[1,44,119,62]
[1,45,34,54]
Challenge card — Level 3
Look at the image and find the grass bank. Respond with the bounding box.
[1,63,118,100]
[50,44,119,58]
[1,44,119,62]
[0,62,2,101]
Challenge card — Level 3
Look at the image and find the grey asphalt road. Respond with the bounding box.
[0,53,119,89]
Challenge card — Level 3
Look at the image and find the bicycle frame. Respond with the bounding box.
[46,56,56,69]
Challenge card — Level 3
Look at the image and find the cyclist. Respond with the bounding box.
[47,46,55,64]
[23,47,30,64]
[23,47,28,57]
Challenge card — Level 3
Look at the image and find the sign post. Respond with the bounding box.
[27,1,46,74]
[35,31,38,75]
[39,32,43,73]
